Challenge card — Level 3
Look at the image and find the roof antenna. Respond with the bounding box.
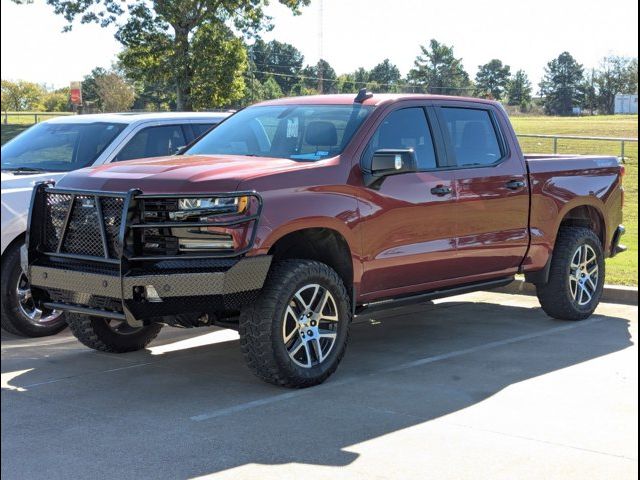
[354,88,373,103]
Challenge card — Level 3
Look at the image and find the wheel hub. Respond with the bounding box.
[16,273,63,327]
[569,244,599,306]
[282,284,339,369]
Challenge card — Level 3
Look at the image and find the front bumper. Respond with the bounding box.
[23,183,268,327]
[25,254,271,326]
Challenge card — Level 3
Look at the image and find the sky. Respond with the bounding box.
[1,0,638,89]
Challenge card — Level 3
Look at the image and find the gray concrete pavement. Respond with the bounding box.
[1,291,637,480]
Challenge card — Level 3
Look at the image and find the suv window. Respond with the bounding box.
[0,122,126,172]
[115,125,187,161]
[440,108,503,167]
[365,107,437,170]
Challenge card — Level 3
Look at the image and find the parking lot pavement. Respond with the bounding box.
[1,291,637,480]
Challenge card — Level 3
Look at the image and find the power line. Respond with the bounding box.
[247,69,476,92]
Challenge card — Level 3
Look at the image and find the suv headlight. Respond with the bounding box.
[169,196,248,220]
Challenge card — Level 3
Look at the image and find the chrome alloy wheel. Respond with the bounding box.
[569,244,599,306]
[282,284,339,368]
[16,273,63,326]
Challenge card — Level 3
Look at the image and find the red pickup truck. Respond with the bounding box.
[24,92,626,387]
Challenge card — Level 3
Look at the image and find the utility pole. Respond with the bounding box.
[318,0,324,94]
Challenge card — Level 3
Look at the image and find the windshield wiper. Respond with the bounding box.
[2,166,51,174]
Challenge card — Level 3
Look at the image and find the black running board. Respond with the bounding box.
[43,302,126,321]
[355,277,514,317]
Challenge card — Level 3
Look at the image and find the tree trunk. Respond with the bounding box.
[174,27,192,111]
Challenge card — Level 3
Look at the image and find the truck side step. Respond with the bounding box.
[355,277,515,317]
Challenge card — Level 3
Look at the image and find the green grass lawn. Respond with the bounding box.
[1,112,74,144]
[1,114,637,285]
[512,115,638,286]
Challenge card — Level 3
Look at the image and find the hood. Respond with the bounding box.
[1,171,66,191]
[57,155,313,193]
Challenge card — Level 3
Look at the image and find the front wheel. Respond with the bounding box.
[536,227,605,320]
[66,313,163,353]
[1,243,67,337]
[239,260,351,388]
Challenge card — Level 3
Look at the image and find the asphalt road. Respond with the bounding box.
[1,291,637,480]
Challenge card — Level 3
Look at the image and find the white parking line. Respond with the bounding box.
[190,316,605,421]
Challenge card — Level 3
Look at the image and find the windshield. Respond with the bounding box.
[186,104,373,161]
[1,122,127,172]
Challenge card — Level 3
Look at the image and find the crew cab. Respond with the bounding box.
[22,92,626,387]
[1,111,229,337]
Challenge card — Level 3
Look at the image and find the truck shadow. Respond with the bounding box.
[1,299,635,479]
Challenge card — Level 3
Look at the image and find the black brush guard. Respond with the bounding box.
[23,182,271,327]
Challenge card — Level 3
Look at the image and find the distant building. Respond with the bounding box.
[614,94,638,114]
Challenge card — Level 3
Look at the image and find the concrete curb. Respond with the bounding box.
[494,278,638,306]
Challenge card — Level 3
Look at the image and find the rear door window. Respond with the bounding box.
[115,125,187,161]
[440,108,503,167]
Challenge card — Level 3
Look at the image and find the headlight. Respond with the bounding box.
[169,196,248,220]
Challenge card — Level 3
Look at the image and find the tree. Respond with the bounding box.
[1,80,45,111]
[261,76,284,100]
[408,39,472,95]
[581,69,598,115]
[301,59,337,93]
[369,59,401,92]
[249,39,304,95]
[353,67,370,88]
[43,88,71,112]
[81,67,109,111]
[336,73,357,93]
[506,70,532,109]
[189,23,247,109]
[26,0,310,111]
[626,58,638,94]
[594,56,638,114]
[539,52,585,115]
[94,71,135,112]
[475,59,511,100]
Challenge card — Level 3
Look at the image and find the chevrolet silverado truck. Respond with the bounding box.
[23,92,626,387]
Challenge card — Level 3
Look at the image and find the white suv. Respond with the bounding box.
[1,111,229,337]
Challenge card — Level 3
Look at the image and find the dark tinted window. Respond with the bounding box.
[366,107,437,170]
[1,122,126,172]
[441,108,503,167]
[191,123,216,138]
[115,125,187,161]
[186,105,372,161]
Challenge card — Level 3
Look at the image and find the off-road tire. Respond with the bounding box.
[239,260,351,388]
[536,227,605,321]
[66,313,163,353]
[1,243,67,337]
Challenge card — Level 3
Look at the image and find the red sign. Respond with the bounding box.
[70,81,82,106]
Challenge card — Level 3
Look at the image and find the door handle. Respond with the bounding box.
[505,180,526,190]
[430,185,452,196]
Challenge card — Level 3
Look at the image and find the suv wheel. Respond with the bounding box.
[536,227,605,320]
[66,313,163,353]
[239,260,351,388]
[1,243,66,337]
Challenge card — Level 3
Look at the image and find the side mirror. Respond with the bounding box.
[364,149,418,188]
[175,145,188,155]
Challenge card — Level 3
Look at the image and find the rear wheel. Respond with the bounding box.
[239,260,351,388]
[536,227,605,320]
[1,243,66,337]
[66,313,162,353]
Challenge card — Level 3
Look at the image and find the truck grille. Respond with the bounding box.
[43,192,124,259]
